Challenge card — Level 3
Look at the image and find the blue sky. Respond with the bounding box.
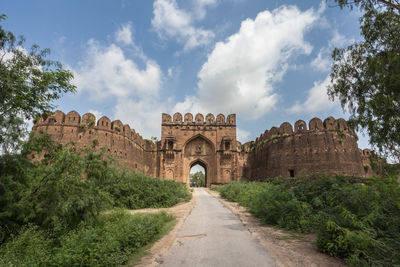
[2,0,370,149]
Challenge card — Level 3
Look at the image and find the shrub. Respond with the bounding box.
[52,211,174,267]
[215,174,400,265]
[88,117,96,128]
[0,226,52,267]
[0,211,174,267]
[79,122,87,131]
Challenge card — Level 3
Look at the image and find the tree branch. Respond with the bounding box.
[378,0,400,12]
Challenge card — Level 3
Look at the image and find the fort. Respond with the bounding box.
[33,110,372,186]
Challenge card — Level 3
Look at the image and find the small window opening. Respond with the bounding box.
[289,169,295,178]
[225,141,230,150]
[168,141,173,150]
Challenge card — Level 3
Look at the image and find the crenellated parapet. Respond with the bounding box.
[251,117,356,150]
[162,112,236,126]
[33,110,147,149]
[245,117,364,179]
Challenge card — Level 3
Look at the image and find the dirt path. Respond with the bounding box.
[133,188,344,267]
[207,189,344,267]
[132,191,197,267]
[156,188,276,266]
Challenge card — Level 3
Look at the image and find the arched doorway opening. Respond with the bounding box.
[189,161,207,187]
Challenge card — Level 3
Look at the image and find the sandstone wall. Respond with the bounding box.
[160,112,240,185]
[243,117,366,179]
[33,110,158,176]
[33,111,369,183]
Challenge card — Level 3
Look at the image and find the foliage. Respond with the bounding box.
[190,171,206,187]
[214,174,400,265]
[79,122,88,131]
[98,169,191,209]
[0,211,174,267]
[88,116,96,128]
[0,133,190,244]
[328,0,400,161]
[0,14,76,154]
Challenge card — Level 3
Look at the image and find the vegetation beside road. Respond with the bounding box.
[0,134,191,266]
[213,172,400,266]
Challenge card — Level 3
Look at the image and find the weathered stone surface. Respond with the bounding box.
[33,111,369,185]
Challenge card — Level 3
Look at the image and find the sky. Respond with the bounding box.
[2,0,371,151]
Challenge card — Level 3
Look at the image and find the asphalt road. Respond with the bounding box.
[157,188,276,267]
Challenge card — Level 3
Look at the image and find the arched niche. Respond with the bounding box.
[53,110,65,124]
[97,116,111,129]
[323,117,336,130]
[226,114,236,124]
[336,118,348,131]
[295,120,307,132]
[184,134,215,157]
[216,114,225,124]
[82,113,96,124]
[195,113,204,124]
[184,113,193,123]
[162,113,171,124]
[279,122,293,134]
[173,112,183,123]
[111,120,123,132]
[66,110,81,125]
[206,113,215,124]
[309,117,323,131]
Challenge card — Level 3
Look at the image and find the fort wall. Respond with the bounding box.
[33,111,371,184]
[243,117,366,179]
[33,110,158,176]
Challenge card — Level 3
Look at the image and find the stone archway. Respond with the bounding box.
[189,159,208,187]
[182,134,216,187]
[160,112,238,186]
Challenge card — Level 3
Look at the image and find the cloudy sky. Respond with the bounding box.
[2,0,370,148]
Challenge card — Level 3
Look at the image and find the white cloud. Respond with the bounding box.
[72,23,165,138]
[151,0,214,51]
[88,109,103,120]
[237,128,250,143]
[310,29,353,72]
[288,75,337,114]
[114,97,167,139]
[115,22,133,45]
[310,49,330,71]
[329,29,349,47]
[174,5,319,119]
[193,0,218,20]
[74,39,161,101]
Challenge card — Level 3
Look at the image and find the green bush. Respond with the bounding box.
[0,133,190,246]
[0,211,174,267]
[214,174,400,265]
[97,171,191,209]
[0,225,52,267]
[52,211,173,266]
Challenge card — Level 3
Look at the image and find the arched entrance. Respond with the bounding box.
[182,134,216,187]
[160,112,238,186]
[189,160,206,187]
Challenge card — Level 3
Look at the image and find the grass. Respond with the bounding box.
[126,215,177,266]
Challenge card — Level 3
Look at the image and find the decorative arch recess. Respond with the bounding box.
[183,134,216,186]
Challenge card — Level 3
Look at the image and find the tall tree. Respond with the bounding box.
[0,14,76,154]
[328,0,400,161]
